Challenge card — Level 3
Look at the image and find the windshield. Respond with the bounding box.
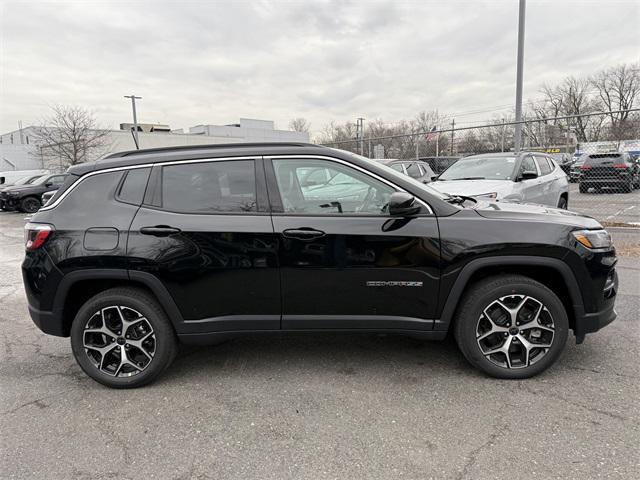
[13,175,42,186]
[439,156,517,181]
[343,151,451,200]
[32,175,52,185]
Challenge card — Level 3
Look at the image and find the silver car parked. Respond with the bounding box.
[430,152,569,208]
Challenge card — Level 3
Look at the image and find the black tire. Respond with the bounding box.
[557,196,568,209]
[578,183,588,193]
[70,287,178,388]
[453,275,568,379]
[20,196,41,213]
[621,179,633,193]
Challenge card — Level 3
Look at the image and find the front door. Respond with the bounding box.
[266,157,440,331]
[518,155,544,204]
[127,158,280,334]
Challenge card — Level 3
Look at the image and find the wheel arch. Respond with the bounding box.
[54,269,184,336]
[436,256,584,334]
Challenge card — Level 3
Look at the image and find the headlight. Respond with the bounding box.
[472,192,498,199]
[572,229,613,249]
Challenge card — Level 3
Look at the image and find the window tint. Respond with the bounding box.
[118,167,150,205]
[405,162,422,178]
[535,156,552,175]
[520,156,537,174]
[161,160,257,213]
[273,159,395,215]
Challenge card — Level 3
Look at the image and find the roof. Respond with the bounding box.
[69,142,328,176]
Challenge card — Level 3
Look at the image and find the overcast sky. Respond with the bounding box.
[1,0,638,136]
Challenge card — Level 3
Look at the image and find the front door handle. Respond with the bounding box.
[282,227,326,240]
[140,225,182,237]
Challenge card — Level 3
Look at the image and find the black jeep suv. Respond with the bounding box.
[1,173,67,213]
[22,143,618,388]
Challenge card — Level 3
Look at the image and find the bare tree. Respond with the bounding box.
[592,63,640,141]
[31,105,110,169]
[288,117,311,133]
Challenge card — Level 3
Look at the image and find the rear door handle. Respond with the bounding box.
[140,225,182,237]
[282,227,326,240]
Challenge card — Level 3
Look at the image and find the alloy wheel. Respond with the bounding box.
[22,198,41,213]
[476,294,555,369]
[83,305,156,377]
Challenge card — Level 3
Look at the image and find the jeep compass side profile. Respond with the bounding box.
[22,143,618,388]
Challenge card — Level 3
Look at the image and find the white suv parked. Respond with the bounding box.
[430,152,569,209]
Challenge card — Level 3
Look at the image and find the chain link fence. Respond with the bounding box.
[321,110,640,227]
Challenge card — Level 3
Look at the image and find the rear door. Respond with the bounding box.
[533,155,555,206]
[518,155,544,204]
[266,156,440,331]
[127,157,280,334]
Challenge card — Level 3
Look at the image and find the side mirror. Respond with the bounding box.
[520,171,538,180]
[388,192,421,216]
[431,174,439,181]
[45,182,53,187]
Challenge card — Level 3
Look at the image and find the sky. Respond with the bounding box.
[0,0,638,136]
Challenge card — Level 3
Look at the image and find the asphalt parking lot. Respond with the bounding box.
[568,183,640,225]
[1,211,639,480]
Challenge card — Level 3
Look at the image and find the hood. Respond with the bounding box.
[1,184,42,194]
[472,199,602,229]
[430,179,514,197]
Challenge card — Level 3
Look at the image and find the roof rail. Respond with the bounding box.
[103,142,320,159]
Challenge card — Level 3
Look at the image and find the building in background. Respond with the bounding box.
[0,118,310,171]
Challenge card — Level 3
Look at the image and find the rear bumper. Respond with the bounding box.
[28,304,67,337]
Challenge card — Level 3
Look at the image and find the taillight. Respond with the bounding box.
[613,164,627,169]
[580,165,591,170]
[24,223,54,251]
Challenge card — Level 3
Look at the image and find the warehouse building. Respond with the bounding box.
[0,118,309,171]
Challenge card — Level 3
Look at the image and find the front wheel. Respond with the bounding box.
[20,196,41,213]
[70,287,178,388]
[557,196,568,209]
[454,275,568,379]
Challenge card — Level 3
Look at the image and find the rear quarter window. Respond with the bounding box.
[117,167,151,205]
[45,174,78,205]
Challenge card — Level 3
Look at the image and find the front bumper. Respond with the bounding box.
[0,194,19,210]
[573,269,618,344]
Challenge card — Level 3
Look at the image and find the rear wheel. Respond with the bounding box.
[621,179,633,193]
[70,287,178,388]
[454,275,568,379]
[20,196,41,213]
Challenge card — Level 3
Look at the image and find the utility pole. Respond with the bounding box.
[124,94,142,147]
[513,0,526,152]
[450,119,455,155]
[356,117,365,156]
[415,134,419,160]
[501,118,506,152]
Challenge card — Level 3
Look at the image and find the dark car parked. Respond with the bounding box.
[376,159,437,183]
[578,152,640,193]
[23,143,618,388]
[550,153,573,175]
[1,173,67,212]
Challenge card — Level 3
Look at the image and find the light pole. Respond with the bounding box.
[513,0,526,152]
[124,94,142,147]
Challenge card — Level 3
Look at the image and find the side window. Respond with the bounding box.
[161,160,257,214]
[272,159,395,215]
[117,167,150,205]
[50,175,66,186]
[520,156,537,174]
[534,156,552,175]
[405,162,422,179]
[390,163,405,173]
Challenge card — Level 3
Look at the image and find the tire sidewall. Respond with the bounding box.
[458,281,569,379]
[70,291,176,388]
